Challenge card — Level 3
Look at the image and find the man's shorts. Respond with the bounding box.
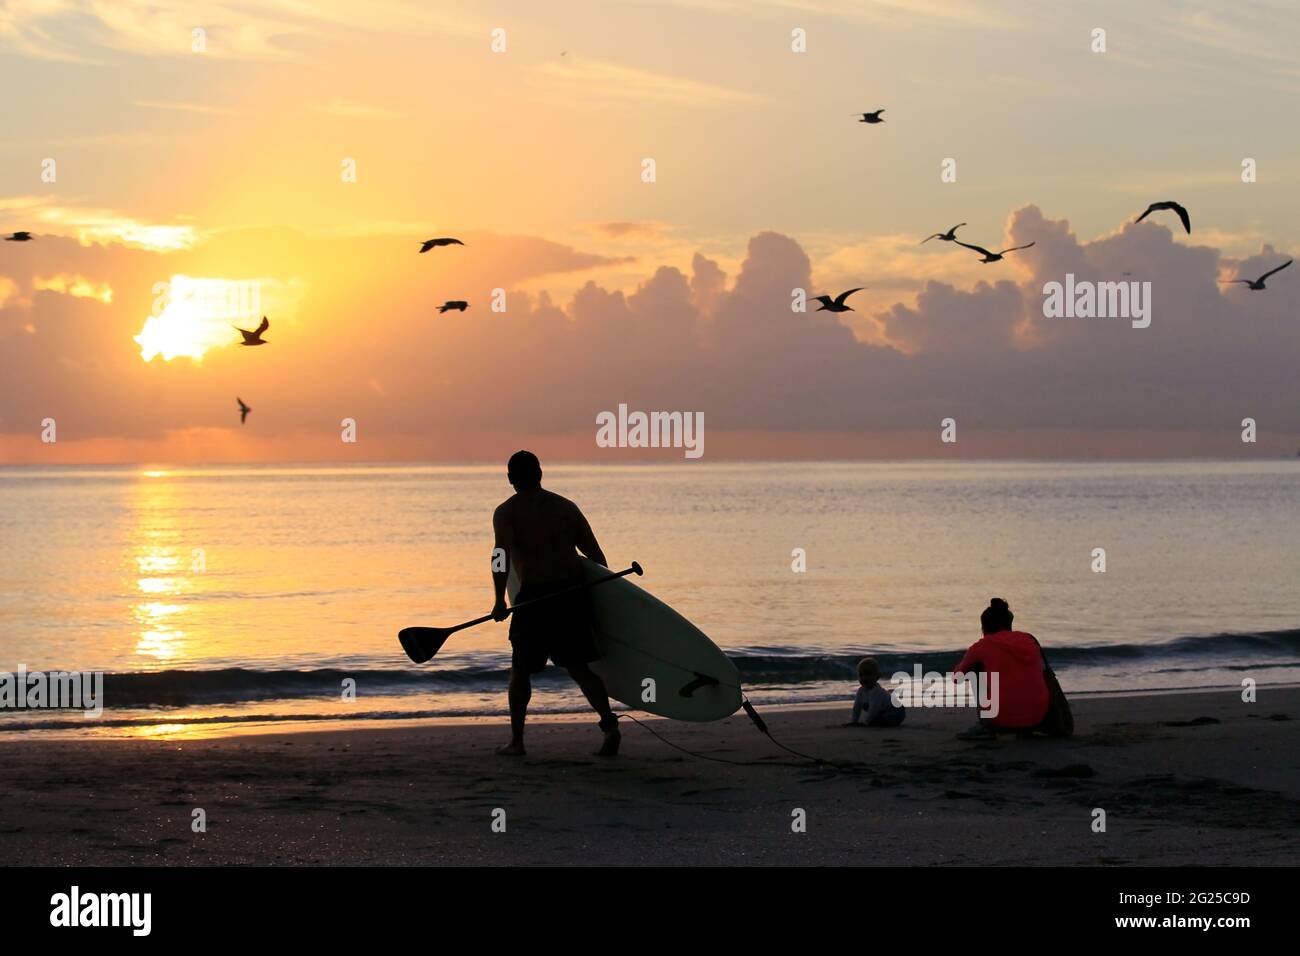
[508,577,599,674]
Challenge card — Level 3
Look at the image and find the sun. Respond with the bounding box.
[134,275,259,362]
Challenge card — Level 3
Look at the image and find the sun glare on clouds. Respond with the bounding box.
[2,198,200,252]
[33,274,114,303]
[134,275,258,362]
[134,274,307,362]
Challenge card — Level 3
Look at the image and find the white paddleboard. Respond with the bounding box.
[508,558,741,722]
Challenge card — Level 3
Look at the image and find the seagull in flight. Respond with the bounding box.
[419,238,464,253]
[812,288,865,313]
[854,110,885,124]
[234,316,269,346]
[438,300,469,313]
[237,397,251,425]
[922,223,966,244]
[4,231,33,241]
[953,240,1036,264]
[1221,259,1292,291]
[1135,201,1191,234]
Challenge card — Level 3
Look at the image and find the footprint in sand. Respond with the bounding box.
[1033,763,1096,779]
[1161,716,1221,727]
[984,760,1036,772]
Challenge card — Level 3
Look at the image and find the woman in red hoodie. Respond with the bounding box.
[953,598,1051,740]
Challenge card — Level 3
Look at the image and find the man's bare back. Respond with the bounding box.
[493,489,606,589]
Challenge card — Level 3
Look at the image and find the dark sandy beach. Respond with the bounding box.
[1,687,1296,866]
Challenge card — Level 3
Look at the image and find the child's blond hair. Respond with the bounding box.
[857,657,880,684]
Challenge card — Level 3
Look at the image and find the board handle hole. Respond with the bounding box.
[679,672,720,698]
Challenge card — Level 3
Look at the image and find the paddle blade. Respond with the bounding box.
[399,626,452,664]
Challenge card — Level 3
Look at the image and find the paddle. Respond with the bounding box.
[398,562,643,664]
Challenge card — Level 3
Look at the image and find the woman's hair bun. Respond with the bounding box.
[980,597,1014,633]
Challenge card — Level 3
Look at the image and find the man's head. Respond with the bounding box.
[507,450,543,491]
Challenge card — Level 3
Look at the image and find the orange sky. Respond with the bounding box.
[2,1,1299,462]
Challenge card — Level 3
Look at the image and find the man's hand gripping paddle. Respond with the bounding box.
[398,562,643,663]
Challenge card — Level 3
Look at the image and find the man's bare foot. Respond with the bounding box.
[595,717,621,757]
[495,740,526,756]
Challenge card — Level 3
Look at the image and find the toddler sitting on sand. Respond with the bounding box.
[845,657,906,727]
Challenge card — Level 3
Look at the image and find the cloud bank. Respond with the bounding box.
[2,207,1297,461]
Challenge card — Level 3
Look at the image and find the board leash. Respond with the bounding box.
[615,696,875,777]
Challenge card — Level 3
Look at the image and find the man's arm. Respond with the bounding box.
[491,505,512,620]
[572,505,607,568]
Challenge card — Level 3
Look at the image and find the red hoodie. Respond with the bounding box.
[953,630,1050,729]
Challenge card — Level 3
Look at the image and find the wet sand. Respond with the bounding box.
[1,687,1296,865]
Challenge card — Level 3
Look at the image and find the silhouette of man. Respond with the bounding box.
[491,451,620,756]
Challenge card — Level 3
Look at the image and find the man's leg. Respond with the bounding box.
[497,666,531,756]
[566,662,620,756]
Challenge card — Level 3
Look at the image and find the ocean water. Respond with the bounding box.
[1,461,1298,736]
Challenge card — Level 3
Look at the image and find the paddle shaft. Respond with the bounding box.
[441,562,643,637]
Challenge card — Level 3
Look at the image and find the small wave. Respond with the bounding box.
[85,666,524,707]
[4,628,1295,709]
[733,628,1300,683]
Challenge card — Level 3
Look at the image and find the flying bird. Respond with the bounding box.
[812,288,865,313]
[237,397,251,425]
[419,238,464,253]
[1134,201,1191,234]
[438,300,469,313]
[855,110,885,124]
[4,231,33,241]
[953,240,1036,263]
[234,316,269,346]
[922,223,966,243]
[1220,259,1292,291]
